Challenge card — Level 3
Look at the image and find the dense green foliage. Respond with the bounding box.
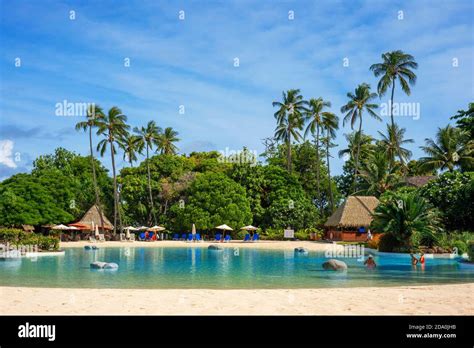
[0,228,59,251]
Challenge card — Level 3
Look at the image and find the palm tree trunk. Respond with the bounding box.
[352,116,363,194]
[110,139,118,235]
[315,126,322,215]
[146,145,156,224]
[89,126,105,232]
[390,79,395,128]
[326,131,334,212]
[287,134,292,173]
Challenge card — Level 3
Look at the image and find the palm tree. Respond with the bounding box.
[378,123,414,168]
[118,134,143,167]
[134,121,162,224]
[272,89,308,172]
[418,125,474,172]
[75,104,106,232]
[157,127,180,155]
[96,107,130,234]
[370,50,418,127]
[340,83,380,192]
[338,131,374,162]
[321,112,339,212]
[371,192,440,250]
[358,150,403,197]
[304,98,334,214]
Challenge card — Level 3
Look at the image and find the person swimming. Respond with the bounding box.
[364,255,376,269]
[410,253,419,266]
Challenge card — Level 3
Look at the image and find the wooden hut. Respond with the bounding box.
[69,204,113,232]
[324,196,380,242]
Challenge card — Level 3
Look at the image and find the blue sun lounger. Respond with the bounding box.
[172,233,179,240]
[252,233,259,242]
[243,234,250,242]
[139,232,146,241]
[147,232,155,241]
[187,233,193,242]
[180,233,187,241]
[195,233,202,242]
[224,235,231,242]
[215,233,222,242]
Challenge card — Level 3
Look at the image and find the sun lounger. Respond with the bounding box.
[147,232,155,241]
[138,232,146,241]
[98,234,106,242]
[119,233,126,242]
[243,234,250,242]
[224,235,231,242]
[172,233,179,241]
[180,233,187,241]
[215,233,222,242]
[89,236,97,243]
[195,233,202,242]
[129,234,135,242]
[252,233,259,242]
[187,233,193,242]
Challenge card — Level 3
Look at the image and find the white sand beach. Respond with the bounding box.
[1,283,473,315]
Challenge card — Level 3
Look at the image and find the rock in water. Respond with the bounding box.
[84,245,92,250]
[294,247,308,254]
[90,261,107,269]
[322,259,347,271]
[208,245,223,251]
[104,262,118,269]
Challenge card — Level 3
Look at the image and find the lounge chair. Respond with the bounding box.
[89,236,97,243]
[119,233,126,242]
[252,233,259,242]
[138,232,146,241]
[98,234,106,242]
[129,234,135,242]
[195,233,202,242]
[224,235,231,242]
[243,234,250,242]
[172,233,179,241]
[180,233,187,241]
[147,232,155,241]
[186,233,194,242]
[215,233,222,242]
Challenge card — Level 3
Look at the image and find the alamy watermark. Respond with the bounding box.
[217,147,258,166]
[55,100,96,117]
[380,101,420,120]
[324,244,365,262]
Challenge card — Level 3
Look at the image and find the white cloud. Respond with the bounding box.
[0,140,17,168]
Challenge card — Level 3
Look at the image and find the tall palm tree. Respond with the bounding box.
[370,50,418,127]
[157,127,180,155]
[340,83,380,193]
[338,131,374,163]
[358,150,403,197]
[272,89,308,172]
[304,97,333,214]
[134,121,162,224]
[118,134,143,167]
[96,107,130,234]
[75,104,106,231]
[321,112,339,212]
[378,123,414,168]
[418,125,474,172]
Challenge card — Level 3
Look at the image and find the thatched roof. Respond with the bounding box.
[405,176,436,187]
[73,205,113,230]
[21,224,34,232]
[324,196,380,228]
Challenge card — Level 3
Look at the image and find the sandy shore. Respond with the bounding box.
[1,284,472,315]
[60,240,342,252]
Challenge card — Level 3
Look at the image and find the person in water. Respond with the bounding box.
[364,255,376,268]
[410,253,419,266]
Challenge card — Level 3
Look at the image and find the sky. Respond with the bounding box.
[0,0,473,180]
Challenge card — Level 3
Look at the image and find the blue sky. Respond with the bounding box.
[1,0,473,180]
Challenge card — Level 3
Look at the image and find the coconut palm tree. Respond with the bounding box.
[370,50,418,127]
[321,112,339,212]
[340,83,380,192]
[134,121,162,224]
[358,149,403,197]
[118,134,143,167]
[96,107,130,234]
[338,131,374,163]
[75,104,106,231]
[418,125,474,173]
[272,89,308,172]
[157,127,180,155]
[304,97,334,214]
[378,123,414,168]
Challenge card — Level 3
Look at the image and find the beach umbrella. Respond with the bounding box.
[124,226,139,231]
[192,224,196,236]
[240,225,258,231]
[149,225,166,231]
[52,224,71,230]
[215,224,233,240]
[68,226,79,230]
[137,226,149,231]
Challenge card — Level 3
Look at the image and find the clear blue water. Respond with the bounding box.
[0,247,473,289]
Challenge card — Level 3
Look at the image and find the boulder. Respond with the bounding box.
[294,247,308,254]
[322,259,348,271]
[92,246,99,250]
[208,245,223,251]
[84,246,92,250]
[103,262,119,269]
[90,261,107,269]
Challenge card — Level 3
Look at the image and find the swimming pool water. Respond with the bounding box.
[0,247,473,289]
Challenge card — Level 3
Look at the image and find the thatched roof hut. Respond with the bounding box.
[69,204,113,231]
[325,196,380,228]
[405,176,436,188]
[21,224,35,233]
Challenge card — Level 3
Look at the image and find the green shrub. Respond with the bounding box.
[452,240,468,254]
[378,233,400,252]
[468,241,474,262]
[261,228,284,240]
[0,228,23,243]
[294,230,309,240]
[37,236,59,251]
